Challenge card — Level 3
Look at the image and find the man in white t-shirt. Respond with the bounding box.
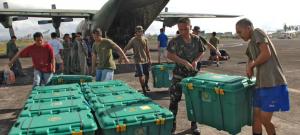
[48,32,64,73]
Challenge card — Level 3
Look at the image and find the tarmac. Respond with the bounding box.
[0,38,300,135]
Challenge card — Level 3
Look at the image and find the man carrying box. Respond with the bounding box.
[236,18,290,135]
[167,18,206,135]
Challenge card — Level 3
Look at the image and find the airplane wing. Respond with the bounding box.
[157,12,240,18]
[0,8,97,37]
[0,9,97,18]
[156,12,241,27]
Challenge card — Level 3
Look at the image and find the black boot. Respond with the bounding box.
[171,122,176,134]
[145,84,150,91]
[142,85,147,94]
[191,122,200,135]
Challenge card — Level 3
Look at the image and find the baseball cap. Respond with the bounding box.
[192,26,200,32]
[135,25,144,31]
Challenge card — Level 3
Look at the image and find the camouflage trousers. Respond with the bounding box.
[169,77,183,120]
[169,67,198,131]
[63,52,71,74]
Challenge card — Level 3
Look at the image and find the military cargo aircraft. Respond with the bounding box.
[0,0,239,47]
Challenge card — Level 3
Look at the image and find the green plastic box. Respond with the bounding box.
[27,90,84,104]
[20,98,90,117]
[88,92,151,111]
[83,80,126,87]
[47,75,93,85]
[31,84,81,94]
[84,85,137,98]
[181,72,255,134]
[32,83,80,92]
[81,80,127,92]
[9,110,97,135]
[151,64,175,88]
[95,102,174,135]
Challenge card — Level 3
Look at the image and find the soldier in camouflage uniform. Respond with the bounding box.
[167,18,206,135]
[76,32,88,75]
[71,33,80,74]
[62,34,72,74]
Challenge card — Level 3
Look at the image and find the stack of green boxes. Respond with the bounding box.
[82,80,174,135]
[47,75,93,85]
[9,84,97,135]
[9,78,174,135]
[151,64,175,88]
[181,72,256,134]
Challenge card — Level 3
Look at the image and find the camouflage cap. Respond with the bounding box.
[135,25,144,31]
[192,26,200,32]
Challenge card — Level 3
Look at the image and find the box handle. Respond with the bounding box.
[58,78,64,84]
[187,83,193,90]
[155,118,166,125]
[214,87,224,95]
[116,124,126,132]
[160,66,165,71]
[72,130,83,135]
[80,79,85,84]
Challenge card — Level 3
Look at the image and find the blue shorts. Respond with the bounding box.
[135,64,149,77]
[96,69,114,82]
[253,85,290,112]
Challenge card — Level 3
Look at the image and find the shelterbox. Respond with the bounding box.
[151,64,175,88]
[47,75,93,85]
[9,110,97,135]
[96,102,174,135]
[182,72,255,134]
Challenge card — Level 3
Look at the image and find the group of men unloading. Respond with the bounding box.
[7,17,289,135]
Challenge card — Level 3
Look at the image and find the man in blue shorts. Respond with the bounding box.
[236,18,290,135]
[124,26,152,93]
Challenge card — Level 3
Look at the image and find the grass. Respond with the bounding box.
[0,39,33,56]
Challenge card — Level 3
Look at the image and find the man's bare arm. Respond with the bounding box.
[51,57,56,73]
[112,44,130,63]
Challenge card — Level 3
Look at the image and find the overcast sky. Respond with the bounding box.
[0,0,298,40]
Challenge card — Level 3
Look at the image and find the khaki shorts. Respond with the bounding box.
[159,47,167,54]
